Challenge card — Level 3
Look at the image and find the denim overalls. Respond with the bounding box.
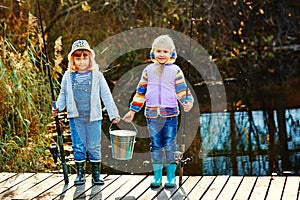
[69,72,102,162]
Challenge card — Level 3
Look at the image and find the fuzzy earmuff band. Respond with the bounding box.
[149,49,177,64]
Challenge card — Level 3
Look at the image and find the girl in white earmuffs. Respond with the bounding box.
[123,35,194,188]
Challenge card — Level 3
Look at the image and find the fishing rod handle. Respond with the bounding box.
[53,101,57,109]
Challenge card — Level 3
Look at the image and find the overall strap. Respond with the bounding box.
[71,72,76,88]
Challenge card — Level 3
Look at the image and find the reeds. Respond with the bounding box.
[0,11,61,172]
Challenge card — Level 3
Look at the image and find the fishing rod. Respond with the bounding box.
[37,0,69,184]
[176,0,195,186]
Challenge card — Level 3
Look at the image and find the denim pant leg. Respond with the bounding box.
[147,118,164,163]
[162,117,178,164]
[86,120,102,162]
[69,118,87,162]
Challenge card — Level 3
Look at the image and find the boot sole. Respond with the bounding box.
[150,183,161,188]
[164,184,176,188]
[74,181,85,185]
[92,180,105,185]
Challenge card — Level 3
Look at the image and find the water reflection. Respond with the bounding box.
[200,108,300,175]
[51,108,300,176]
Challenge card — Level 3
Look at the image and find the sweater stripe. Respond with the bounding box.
[130,65,193,117]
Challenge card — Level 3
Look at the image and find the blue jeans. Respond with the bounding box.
[147,116,178,164]
[69,118,102,162]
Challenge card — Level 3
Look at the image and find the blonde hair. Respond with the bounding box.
[67,50,98,72]
[151,35,176,75]
[151,34,175,52]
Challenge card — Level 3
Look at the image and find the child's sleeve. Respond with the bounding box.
[130,69,148,112]
[99,75,120,120]
[175,69,194,104]
[56,72,67,112]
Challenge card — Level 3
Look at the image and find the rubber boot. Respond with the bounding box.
[74,162,85,185]
[164,163,177,188]
[150,163,163,188]
[91,162,104,185]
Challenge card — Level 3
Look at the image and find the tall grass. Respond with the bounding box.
[0,12,60,172]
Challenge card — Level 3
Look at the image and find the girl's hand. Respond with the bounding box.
[112,117,120,124]
[122,110,135,122]
[183,101,193,112]
[52,107,58,117]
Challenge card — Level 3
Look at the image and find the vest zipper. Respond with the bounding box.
[158,65,165,116]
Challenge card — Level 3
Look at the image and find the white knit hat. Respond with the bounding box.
[68,40,95,60]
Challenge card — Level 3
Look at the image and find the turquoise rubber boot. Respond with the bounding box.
[164,163,177,188]
[150,163,163,188]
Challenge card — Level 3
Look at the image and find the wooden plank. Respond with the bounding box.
[0,173,35,194]
[266,176,286,200]
[76,174,119,199]
[20,173,72,199]
[154,176,189,199]
[0,173,17,183]
[0,173,299,199]
[53,175,93,199]
[0,173,52,199]
[249,176,271,200]
[105,175,146,200]
[135,175,165,200]
[186,176,216,200]
[91,175,137,199]
[169,176,201,200]
[121,175,153,199]
[54,174,111,199]
[33,174,77,200]
[201,175,230,200]
[217,176,243,200]
[233,176,257,200]
[281,176,300,200]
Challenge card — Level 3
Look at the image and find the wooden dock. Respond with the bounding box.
[0,172,299,199]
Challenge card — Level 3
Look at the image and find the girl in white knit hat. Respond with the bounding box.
[52,40,120,185]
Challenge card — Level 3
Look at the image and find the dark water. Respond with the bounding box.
[199,108,300,175]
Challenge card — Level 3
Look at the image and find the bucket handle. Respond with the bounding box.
[109,121,138,134]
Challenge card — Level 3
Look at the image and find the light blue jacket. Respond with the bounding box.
[56,70,119,122]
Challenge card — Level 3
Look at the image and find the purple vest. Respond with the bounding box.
[145,63,179,108]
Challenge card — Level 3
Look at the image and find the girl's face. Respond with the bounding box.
[73,50,91,72]
[153,47,171,64]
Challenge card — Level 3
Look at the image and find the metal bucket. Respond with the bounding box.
[109,122,137,160]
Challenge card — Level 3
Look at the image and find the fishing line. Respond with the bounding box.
[178,0,195,186]
[37,0,69,184]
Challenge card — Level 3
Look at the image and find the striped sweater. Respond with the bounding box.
[130,63,193,118]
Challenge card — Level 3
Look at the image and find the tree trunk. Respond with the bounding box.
[276,98,291,172]
[266,109,277,174]
[230,108,238,175]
